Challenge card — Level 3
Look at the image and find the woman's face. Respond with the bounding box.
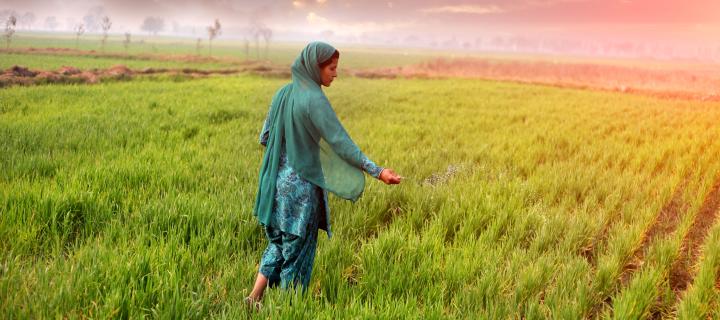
[319,58,338,87]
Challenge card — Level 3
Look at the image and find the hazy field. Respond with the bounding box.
[10,31,720,72]
[2,35,720,319]
[2,32,442,70]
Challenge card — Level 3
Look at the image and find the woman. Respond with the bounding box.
[245,42,401,308]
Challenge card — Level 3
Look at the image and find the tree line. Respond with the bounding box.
[1,8,273,59]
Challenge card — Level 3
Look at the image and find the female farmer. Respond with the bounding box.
[245,42,401,307]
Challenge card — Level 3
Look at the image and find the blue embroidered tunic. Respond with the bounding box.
[260,117,383,238]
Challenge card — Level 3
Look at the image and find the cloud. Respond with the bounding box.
[419,1,587,16]
[304,10,412,36]
[420,5,504,15]
[306,12,328,23]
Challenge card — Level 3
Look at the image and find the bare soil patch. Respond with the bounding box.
[0,63,290,88]
[353,58,720,102]
[1,47,259,66]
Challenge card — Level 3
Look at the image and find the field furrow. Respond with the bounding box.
[669,176,720,293]
[620,178,689,286]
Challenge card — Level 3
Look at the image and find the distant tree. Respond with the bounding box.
[0,10,16,23]
[195,38,202,55]
[44,16,59,31]
[252,27,260,59]
[243,38,249,59]
[4,14,16,49]
[100,16,111,52]
[260,28,272,59]
[206,19,221,56]
[83,14,97,33]
[83,6,104,33]
[248,22,272,59]
[19,12,35,30]
[140,17,164,36]
[123,32,131,54]
[74,24,85,49]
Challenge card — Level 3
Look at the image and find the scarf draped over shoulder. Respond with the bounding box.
[254,42,368,226]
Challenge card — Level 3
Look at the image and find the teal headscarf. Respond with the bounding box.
[254,42,368,227]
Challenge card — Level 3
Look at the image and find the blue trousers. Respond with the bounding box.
[258,213,320,291]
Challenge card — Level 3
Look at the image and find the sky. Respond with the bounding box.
[2,0,720,55]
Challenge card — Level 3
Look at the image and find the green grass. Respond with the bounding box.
[2,73,720,318]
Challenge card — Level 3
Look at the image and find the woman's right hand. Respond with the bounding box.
[379,168,402,185]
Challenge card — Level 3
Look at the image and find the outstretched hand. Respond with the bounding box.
[379,168,402,185]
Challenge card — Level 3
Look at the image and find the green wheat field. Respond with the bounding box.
[2,33,720,319]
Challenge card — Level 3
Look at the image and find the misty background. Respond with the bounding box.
[2,0,720,61]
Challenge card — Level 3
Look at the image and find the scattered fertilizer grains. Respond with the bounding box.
[2,74,720,318]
